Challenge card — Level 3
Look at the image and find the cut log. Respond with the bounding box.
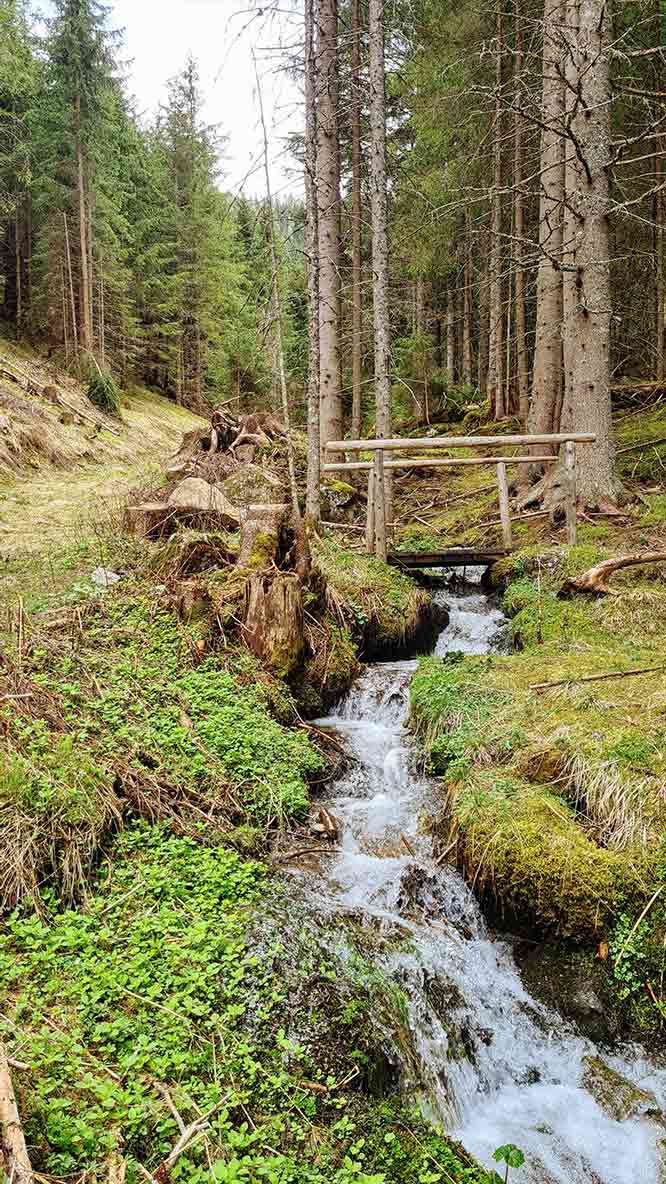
[124,502,174,539]
[237,503,289,569]
[167,478,240,525]
[0,1040,33,1184]
[243,572,304,676]
[560,551,666,596]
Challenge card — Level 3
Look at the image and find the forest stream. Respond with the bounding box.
[299,572,666,1184]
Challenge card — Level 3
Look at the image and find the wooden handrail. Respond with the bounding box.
[325,432,596,452]
[325,430,596,560]
[323,455,558,473]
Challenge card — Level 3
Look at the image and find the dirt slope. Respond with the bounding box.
[0,337,205,555]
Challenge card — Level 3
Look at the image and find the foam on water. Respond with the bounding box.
[310,571,666,1183]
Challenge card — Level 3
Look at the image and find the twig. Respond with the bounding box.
[617,436,666,454]
[614,887,665,962]
[530,665,666,691]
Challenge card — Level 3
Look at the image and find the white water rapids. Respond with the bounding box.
[307,574,666,1183]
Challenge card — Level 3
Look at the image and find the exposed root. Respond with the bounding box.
[561,551,666,595]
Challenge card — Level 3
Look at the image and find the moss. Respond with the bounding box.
[315,536,435,656]
[454,771,642,939]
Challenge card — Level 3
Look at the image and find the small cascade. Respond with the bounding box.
[303,571,666,1184]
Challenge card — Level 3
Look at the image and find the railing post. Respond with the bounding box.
[373,450,387,561]
[496,462,513,550]
[365,466,376,554]
[564,440,577,545]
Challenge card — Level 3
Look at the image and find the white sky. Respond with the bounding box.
[39,0,305,199]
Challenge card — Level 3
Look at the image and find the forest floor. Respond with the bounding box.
[1,342,666,1182]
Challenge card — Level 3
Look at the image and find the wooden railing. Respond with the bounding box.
[323,432,597,560]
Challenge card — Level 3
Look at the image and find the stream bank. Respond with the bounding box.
[300,570,666,1183]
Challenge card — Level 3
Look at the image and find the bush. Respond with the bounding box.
[87,368,121,415]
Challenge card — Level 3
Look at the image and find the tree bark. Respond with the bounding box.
[462,216,473,387]
[487,0,504,419]
[446,284,455,385]
[316,0,343,454]
[560,0,622,503]
[305,0,321,526]
[350,0,363,441]
[513,4,529,425]
[478,246,489,397]
[368,0,392,533]
[75,94,92,357]
[529,0,565,454]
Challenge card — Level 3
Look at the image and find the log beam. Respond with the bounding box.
[325,432,596,453]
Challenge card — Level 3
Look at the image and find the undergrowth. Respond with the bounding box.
[0,583,324,908]
[0,825,492,1184]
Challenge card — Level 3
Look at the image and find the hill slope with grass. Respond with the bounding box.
[0,335,206,556]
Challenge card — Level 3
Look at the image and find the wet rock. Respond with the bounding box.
[517,945,623,1044]
[582,1056,664,1124]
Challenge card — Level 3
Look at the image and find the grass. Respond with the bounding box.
[315,536,433,654]
[410,534,666,1026]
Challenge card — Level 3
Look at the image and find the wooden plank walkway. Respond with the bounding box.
[388,548,509,570]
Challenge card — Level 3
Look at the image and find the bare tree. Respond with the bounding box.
[369,0,392,547]
[305,0,321,526]
[350,0,364,440]
[316,0,343,454]
[528,0,566,454]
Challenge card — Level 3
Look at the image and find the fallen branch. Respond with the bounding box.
[561,551,666,595]
[530,665,666,691]
[617,436,666,455]
[0,1040,33,1183]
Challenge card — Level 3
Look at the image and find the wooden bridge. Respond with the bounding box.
[323,431,597,565]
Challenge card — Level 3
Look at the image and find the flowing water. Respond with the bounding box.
[306,573,666,1184]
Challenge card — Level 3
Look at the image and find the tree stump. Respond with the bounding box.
[237,503,289,569]
[243,572,304,676]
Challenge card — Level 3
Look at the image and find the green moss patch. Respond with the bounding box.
[315,537,434,656]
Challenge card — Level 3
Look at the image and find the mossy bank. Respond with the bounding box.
[411,543,666,1038]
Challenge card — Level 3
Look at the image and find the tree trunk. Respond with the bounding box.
[462,217,473,387]
[513,5,528,425]
[369,0,392,532]
[478,246,489,397]
[560,0,621,504]
[0,1043,33,1184]
[350,0,363,440]
[255,57,302,524]
[487,0,504,419]
[243,573,304,677]
[316,0,343,454]
[528,0,565,455]
[305,0,321,526]
[446,284,455,385]
[75,96,92,357]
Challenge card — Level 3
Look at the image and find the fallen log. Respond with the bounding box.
[560,551,666,595]
[0,1040,33,1184]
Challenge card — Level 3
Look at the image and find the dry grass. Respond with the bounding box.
[562,751,653,852]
